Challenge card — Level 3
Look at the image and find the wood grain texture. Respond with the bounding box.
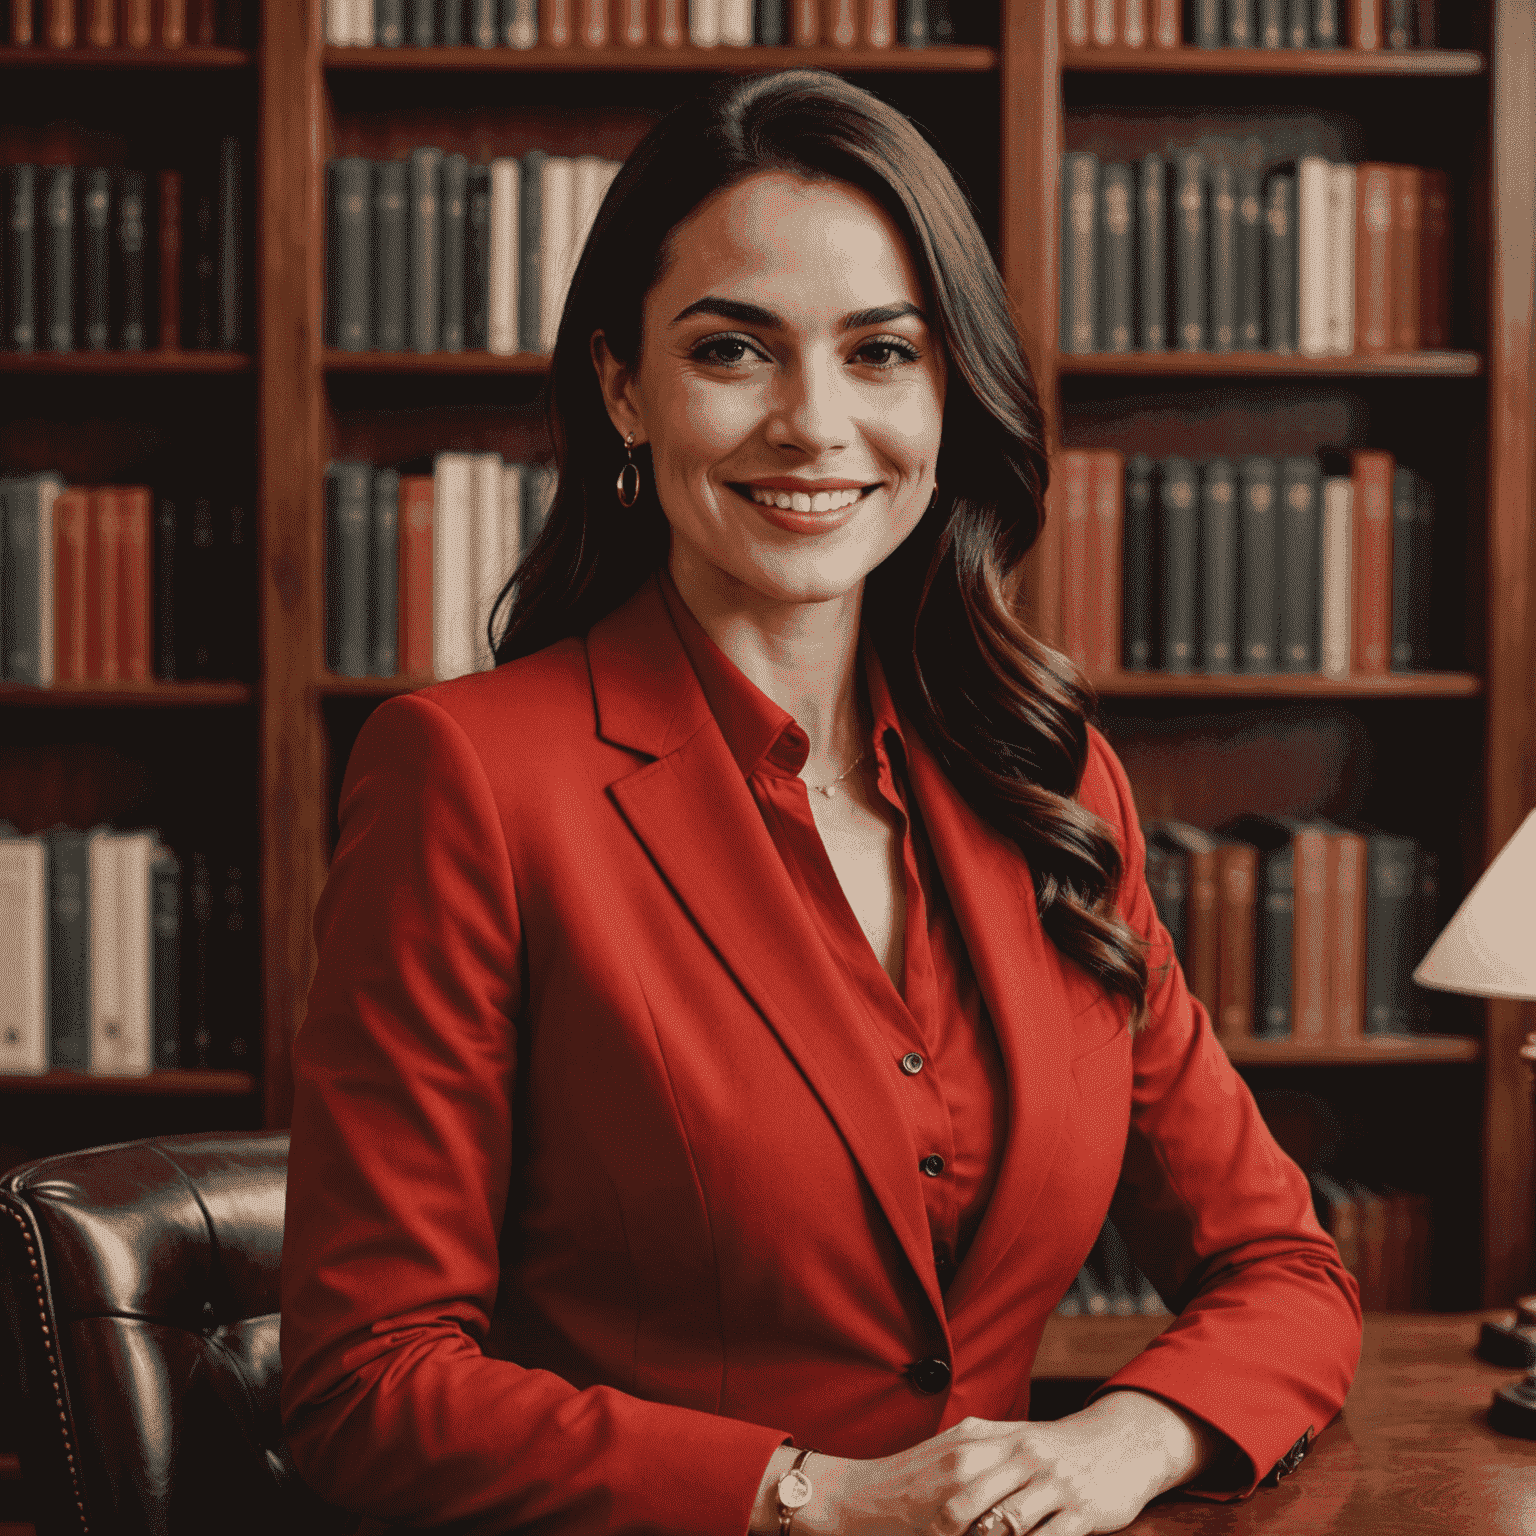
[321,43,998,71]
[0,1071,256,1096]
[1061,45,1486,74]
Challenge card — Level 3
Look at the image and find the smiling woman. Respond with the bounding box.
[280,69,1363,1536]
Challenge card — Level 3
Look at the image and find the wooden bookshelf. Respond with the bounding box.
[0,351,254,374]
[1089,671,1483,698]
[1056,350,1484,377]
[322,348,548,374]
[1061,45,1487,76]
[0,46,253,68]
[0,681,254,706]
[0,1070,256,1096]
[322,44,1000,72]
[1220,1035,1482,1066]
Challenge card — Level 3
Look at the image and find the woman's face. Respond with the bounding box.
[594,170,947,608]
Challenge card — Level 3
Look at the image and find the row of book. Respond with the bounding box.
[3,151,244,353]
[325,453,556,680]
[1059,149,1451,356]
[1311,1173,1431,1312]
[1049,447,1433,678]
[0,472,256,686]
[1061,0,1441,48]
[323,0,956,47]
[327,150,618,357]
[4,0,246,45]
[0,822,256,1076]
[1145,816,1438,1045]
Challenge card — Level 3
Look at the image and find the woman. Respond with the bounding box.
[280,70,1362,1536]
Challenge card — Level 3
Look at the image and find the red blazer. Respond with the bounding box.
[280,576,1362,1535]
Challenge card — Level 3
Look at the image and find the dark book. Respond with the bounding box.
[438,0,464,43]
[1409,846,1439,1032]
[44,826,91,1070]
[929,0,952,42]
[1136,154,1167,350]
[469,0,496,43]
[1409,471,1434,668]
[184,846,214,1069]
[6,165,36,351]
[1279,455,1321,672]
[181,494,219,676]
[757,0,787,43]
[1144,838,1188,964]
[1235,161,1264,349]
[43,165,74,352]
[189,179,216,350]
[1,473,62,685]
[465,164,491,350]
[1158,456,1199,673]
[1385,0,1411,45]
[1208,153,1237,352]
[325,460,372,677]
[1060,152,1098,353]
[1173,150,1206,351]
[519,149,546,364]
[1122,453,1156,670]
[1238,454,1279,671]
[207,836,257,1070]
[157,169,182,349]
[1228,0,1257,44]
[369,466,400,677]
[153,494,177,679]
[1414,0,1435,45]
[899,0,930,46]
[1200,457,1238,672]
[1287,0,1310,44]
[1097,161,1134,354]
[1097,1218,1141,1316]
[114,169,147,351]
[1193,0,1221,46]
[1223,815,1296,1038]
[502,0,538,43]
[373,158,408,352]
[1391,466,1434,671]
[410,0,435,42]
[1263,169,1297,352]
[377,0,405,43]
[216,136,242,350]
[1364,833,1415,1036]
[328,158,373,350]
[1314,0,1339,44]
[222,491,256,680]
[151,844,182,1069]
[439,152,468,353]
[81,167,112,351]
[1260,0,1284,44]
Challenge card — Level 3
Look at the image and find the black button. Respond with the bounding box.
[933,1244,956,1288]
[901,1052,924,1075]
[920,1154,945,1177]
[1261,1428,1313,1487]
[907,1357,951,1395]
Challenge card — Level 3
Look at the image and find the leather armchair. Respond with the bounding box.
[0,1130,356,1536]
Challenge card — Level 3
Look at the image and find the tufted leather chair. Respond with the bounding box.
[0,1130,357,1536]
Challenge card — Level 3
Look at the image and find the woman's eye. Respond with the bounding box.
[854,336,921,369]
[691,333,760,366]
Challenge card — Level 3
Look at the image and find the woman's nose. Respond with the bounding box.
[765,354,853,454]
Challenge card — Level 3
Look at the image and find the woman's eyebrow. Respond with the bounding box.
[670,297,928,329]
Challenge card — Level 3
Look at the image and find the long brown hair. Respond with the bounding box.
[491,69,1148,1024]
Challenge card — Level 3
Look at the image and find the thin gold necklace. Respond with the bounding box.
[808,748,871,800]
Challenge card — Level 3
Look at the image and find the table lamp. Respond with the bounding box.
[1412,806,1536,1439]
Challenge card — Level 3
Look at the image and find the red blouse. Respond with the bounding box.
[659,573,1009,1288]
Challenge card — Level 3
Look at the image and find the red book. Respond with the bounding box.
[1349,448,1393,674]
[158,170,182,348]
[1325,830,1366,1043]
[160,0,186,44]
[541,0,572,44]
[1184,840,1220,1023]
[1354,164,1394,354]
[399,475,434,678]
[827,0,856,44]
[1060,0,1089,46]
[189,0,216,41]
[654,0,684,45]
[1390,165,1422,352]
[87,489,123,683]
[1420,169,1451,348]
[11,0,34,44]
[1151,0,1179,44]
[87,0,116,44]
[122,0,153,45]
[53,488,90,683]
[578,0,609,45]
[1290,826,1330,1044]
[1349,0,1381,46]
[46,0,75,45]
[1215,842,1258,1043]
[118,487,151,681]
[861,0,893,45]
[1086,447,1123,676]
[618,0,647,43]
[791,0,818,44]
[1355,1185,1387,1310]
[1057,449,1092,670]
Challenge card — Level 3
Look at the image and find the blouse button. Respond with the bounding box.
[901,1052,924,1075]
[920,1154,946,1177]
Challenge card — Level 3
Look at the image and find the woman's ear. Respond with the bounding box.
[591,330,645,446]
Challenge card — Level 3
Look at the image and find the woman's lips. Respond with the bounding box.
[729,481,877,533]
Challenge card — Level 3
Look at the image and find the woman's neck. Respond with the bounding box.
[667,546,866,780]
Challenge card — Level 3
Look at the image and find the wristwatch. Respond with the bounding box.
[775,1448,816,1536]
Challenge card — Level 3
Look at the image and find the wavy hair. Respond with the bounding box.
[490,69,1148,1025]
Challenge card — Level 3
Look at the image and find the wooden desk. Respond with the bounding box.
[1033,1313,1536,1533]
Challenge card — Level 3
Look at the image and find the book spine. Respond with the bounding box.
[1090,0,1114,45]
[1287,0,1310,43]
[1088,448,1123,675]
[827,0,856,45]
[44,166,74,352]
[325,461,371,677]
[503,0,538,43]
[190,181,215,349]
[488,157,520,354]
[370,468,400,676]
[399,474,433,676]
[48,830,90,1070]
[3,477,54,684]
[1144,842,1188,962]
[1062,153,1098,354]
[46,0,75,44]
[11,0,34,43]
[1263,170,1297,352]
[1200,457,1238,672]
[54,487,90,682]
[1137,154,1166,350]
[329,158,373,350]
[1327,832,1366,1042]
[1290,826,1329,1044]
[377,0,405,42]
[539,156,575,354]
[326,0,353,43]
[468,452,504,671]
[1216,843,1258,1041]
[756,0,787,44]
[373,159,408,353]
[1410,471,1434,668]
[440,0,464,44]
[1235,164,1263,348]
[86,833,124,1074]
[409,147,442,353]
[465,163,491,351]
[223,492,254,680]
[432,453,474,680]
[1414,0,1434,43]
[153,495,176,678]
[1259,0,1283,45]
[470,0,498,43]
[161,0,186,43]
[1419,168,1450,348]
[409,0,434,42]
[1355,163,1393,352]
[1237,455,1278,671]
[118,486,151,681]
[1325,163,1356,354]
[1193,0,1220,45]
[183,495,215,675]
[439,153,468,352]
[1034,470,1064,649]
[190,0,216,41]
[689,0,720,42]
[1158,455,1198,673]
[1209,157,1236,351]
[1409,845,1438,1031]
[1151,0,1178,44]
[1350,448,1392,674]
[1364,834,1413,1035]
[1185,845,1220,1021]
[1228,0,1256,42]
[6,165,36,351]
[157,169,181,349]
[1314,0,1339,43]
[1121,453,1155,669]
[656,0,686,44]
[208,841,255,1070]
[184,847,212,1067]
[151,848,181,1069]
[1279,455,1321,672]
[1385,0,1410,44]
[1062,0,1088,45]
[619,0,649,41]
[81,170,111,350]
[0,839,49,1075]
[579,0,610,44]
[1173,150,1206,351]
[518,149,545,363]
[89,488,122,682]
[115,169,146,350]
[790,0,818,42]
[1391,164,1421,351]
[1389,464,1415,672]
[1098,163,1133,354]
[1297,156,1332,357]
[1058,448,1092,670]
[1319,475,1352,676]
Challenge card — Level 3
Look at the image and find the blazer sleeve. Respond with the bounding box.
[279,692,788,1536]
[1075,729,1363,1501]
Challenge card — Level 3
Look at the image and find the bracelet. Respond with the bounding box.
[776,1447,816,1536]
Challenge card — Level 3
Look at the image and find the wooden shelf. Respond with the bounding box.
[1221,1035,1482,1066]
[0,45,253,68]
[315,673,432,698]
[323,348,549,374]
[0,350,253,375]
[1091,671,1483,699]
[1057,349,1484,378]
[0,680,253,707]
[323,43,998,72]
[1061,45,1486,76]
[1033,1314,1170,1378]
[0,1070,257,1096]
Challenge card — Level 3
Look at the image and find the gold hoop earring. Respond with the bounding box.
[616,432,641,508]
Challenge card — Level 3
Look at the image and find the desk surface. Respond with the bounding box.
[1033,1312,1536,1534]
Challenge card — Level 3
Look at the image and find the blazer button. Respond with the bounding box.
[907,1357,952,1395]
[920,1154,946,1177]
[901,1052,924,1074]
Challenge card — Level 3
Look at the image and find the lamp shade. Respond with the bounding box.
[1413,809,1536,1001]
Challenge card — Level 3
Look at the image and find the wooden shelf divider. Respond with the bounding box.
[0,45,253,68]
[1057,350,1484,378]
[322,43,999,72]
[323,348,548,374]
[1089,671,1483,699]
[1061,44,1486,76]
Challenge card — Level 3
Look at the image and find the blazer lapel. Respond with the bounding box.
[588,582,947,1325]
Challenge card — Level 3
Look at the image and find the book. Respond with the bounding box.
[1278,455,1321,672]
[755,0,786,45]
[1237,455,1278,672]
[1061,0,1088,45]
[1297,156,1332,358]
[377,0,405,43]
[1058,448,1092,670]
[150,842,181,1070]
[1229,0,1256,43]
[471,0,500,44]
[469,452,505,672]
[1385,0,1411,45]
[829,0,856,43]
[433,451,474,680]
[1136,154,1167,350]
[1144,838,1187,963]
[2,473,63,685]
[115,169,147,351]
[1407,470,1433,668]
[82,167,112,351]
[1225,816,1295,1038]
[408,0,433,42]
[99,830,158,1077]
[539,156,576,354]
[489,157,520,355]
[399,474,433,677]
[503,0,538,44]
[1199,457,1237,672]
[1288,0,1310,44]
[1172,150,1206,350]
[1354,1182,1387,1308]
[1324,828,1366,1042]
[1263,169,1297,352]
[1389,465,1417,672]
[1097,162,1134,354]
[1260,0,1283,44]
[1193,0,1221,46]
[6,165,36,351]
[440,0,463,43]
[373,158,408,352]
[1310,1171,1359,1276]
[1291,824,1329,1044]
[1319,472,1352,677]
[10,0,35,44]
[1152,822,1220,1020]
[1364,833,1415,1035]
[54,486,88,681]
[1390,164,1422,351]
[518,149,546,363]
[1326,162,1356,355]
[161,0,186,43]
[1060,152,1098,353]
[0,833,48,1074]
[1349,0,1381,46]
[862,0,894,44]
[1152,0,1178,44]
[1235,157,1264,349]
[1158,455,1197,672]
[689,0,720,43]
[790,0,818,42]
[1087,448,1122,674]
[1121,453,1155,670]
[189,176,216,349]
[43,166,74,352]
[1355,163,1394,353]
[408,146,442,354]
[1315,0,1340,43]
[1208,153,1236,351]
[45,827,92,1070]
[1215,840,1259,1042]
[656,0,686,44]
[118,486,151,681]
[465,163,491,351]
[328,158,373,350]
[46,0,74,44]
[440,153,468,353]
[1349,448,1392,674]
[370,467,400,677]
[1419,169,1451,347]
[325,460,372,677]
[157,169,181,349]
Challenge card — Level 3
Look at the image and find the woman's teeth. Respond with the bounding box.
[747,486,865,514]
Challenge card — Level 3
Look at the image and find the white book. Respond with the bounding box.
[504,0,537,45]
[349,0,374,44]
[1320,476,1353,678]
[539,156,577,356]
[1062,0,1088,43]
[432,453,476,681]
[86,830,117,1076]
[324,0,351,43]
[1297,156,1333,358]
[1091,0,1115,44]
[689,0,721,45]
[719,0,752,44]
[500,462,524,581]
[0,834,48,1074]
[1327,164,1357,356]
[1122,0,1145,45]
[489,158,520,355]
[468,453,505,673]
[98,831,156,1077]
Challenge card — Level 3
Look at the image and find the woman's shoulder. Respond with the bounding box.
[1076,723,1137,836]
